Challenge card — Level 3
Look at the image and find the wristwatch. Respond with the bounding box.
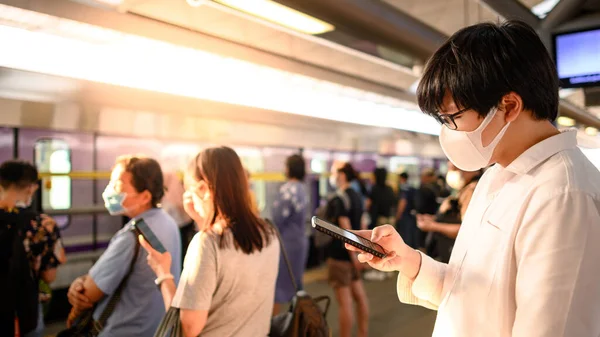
[154,274,174,286]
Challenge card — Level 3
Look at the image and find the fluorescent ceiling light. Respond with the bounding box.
[585,127,599,136]
[531,0,560,19]
[557,116,576,127]
[0,5,438,135]
[94,0,122,5]
[212,0,334,35]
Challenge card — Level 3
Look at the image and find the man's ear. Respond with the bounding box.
[500,92,524,123]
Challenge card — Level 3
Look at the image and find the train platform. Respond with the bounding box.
[44,265,436,337]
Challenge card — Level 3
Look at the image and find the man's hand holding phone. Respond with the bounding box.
[345,225,422,280]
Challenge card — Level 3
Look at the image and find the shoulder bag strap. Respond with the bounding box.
[94,229,141,331]
[264,218,298,293]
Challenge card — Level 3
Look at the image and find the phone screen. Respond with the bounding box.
[312,217,386,255]
[132,219,167,254]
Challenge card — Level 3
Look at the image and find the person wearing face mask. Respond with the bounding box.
[324,161,369,337]
[416,163,483,263]
[0,160,64,337]
[345,20,600,337]
[140,147,279,337]
[66,155,181,337]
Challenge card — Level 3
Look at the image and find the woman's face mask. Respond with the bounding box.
[15,184,37,208]
[328,176,337,189]
[186,180,214,229]
[445,170,465,190]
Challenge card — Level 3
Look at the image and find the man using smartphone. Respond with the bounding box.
[348,20,600,337]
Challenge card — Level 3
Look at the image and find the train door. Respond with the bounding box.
[34,138,72,211]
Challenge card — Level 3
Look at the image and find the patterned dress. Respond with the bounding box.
[272,181,309,302]
[0,208,62,336]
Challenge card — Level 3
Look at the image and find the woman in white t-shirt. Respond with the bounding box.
[140,146,280,337]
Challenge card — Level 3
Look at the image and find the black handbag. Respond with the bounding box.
[267,219,331,337]
[153,306,183,337]
[57,232,140,337]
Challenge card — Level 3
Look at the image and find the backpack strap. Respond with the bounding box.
[93,228,141,333]
[265,218,298,293]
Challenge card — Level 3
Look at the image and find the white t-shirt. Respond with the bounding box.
[172,229,280,337]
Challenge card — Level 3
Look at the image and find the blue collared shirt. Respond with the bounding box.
[89,208,181,337]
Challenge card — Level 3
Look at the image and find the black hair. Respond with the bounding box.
[399,172,409,181]
[338,163,368,195]
[417,20,558,121]
[374,167,388,187]
[115,155,165,207]
[337,163,356,183]
[0,160,38,190]
[285,154,306,181]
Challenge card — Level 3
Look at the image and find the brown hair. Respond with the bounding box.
[192,147,272,254]
[114,155,165,207]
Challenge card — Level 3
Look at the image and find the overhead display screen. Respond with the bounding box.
[554,28,600,88]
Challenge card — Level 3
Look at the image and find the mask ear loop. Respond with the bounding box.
[466,107,499,136]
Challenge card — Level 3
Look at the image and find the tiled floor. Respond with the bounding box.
[45,267,436,337]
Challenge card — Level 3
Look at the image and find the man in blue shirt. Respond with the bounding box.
[67,155,181,337]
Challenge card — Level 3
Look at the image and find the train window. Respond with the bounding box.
[34,139,72,210]
[310,159,326,173]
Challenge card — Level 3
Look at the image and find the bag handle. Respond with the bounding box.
[264,218,298,293]
[95,228,141,330]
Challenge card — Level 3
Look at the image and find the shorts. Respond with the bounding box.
[327,258,359,288]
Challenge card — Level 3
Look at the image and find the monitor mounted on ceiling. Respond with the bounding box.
[553,27,600,89]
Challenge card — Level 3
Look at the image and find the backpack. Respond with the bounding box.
[313,190,351,249]
[267,219,331,337]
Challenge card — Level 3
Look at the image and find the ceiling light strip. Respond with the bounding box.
[0,6,439,135]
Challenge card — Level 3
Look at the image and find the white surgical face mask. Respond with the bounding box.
[15,198,32,208]
[329,176,337,189]
[439,107,511,172]
[445,171,465,190]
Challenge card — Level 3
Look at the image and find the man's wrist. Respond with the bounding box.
[401,249,422,281]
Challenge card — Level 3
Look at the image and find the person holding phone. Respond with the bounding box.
[347,20,600,337]
[66,156,181,337]
[416,163,483,263]
[140,147,279,337]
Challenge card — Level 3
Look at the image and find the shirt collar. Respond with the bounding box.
[128,207,159,225]
[503,129,578,175]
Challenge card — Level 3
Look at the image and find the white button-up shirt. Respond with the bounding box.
[398,130,600,337]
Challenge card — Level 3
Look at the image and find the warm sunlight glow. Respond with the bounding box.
[0,5,438,135]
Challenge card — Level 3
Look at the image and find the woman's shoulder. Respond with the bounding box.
[191,229,221,249]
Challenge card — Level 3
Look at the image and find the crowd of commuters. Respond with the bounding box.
[3,18,600,337]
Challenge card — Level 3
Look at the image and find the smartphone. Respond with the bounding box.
[131,218,167,254]
[311,216,387,259]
